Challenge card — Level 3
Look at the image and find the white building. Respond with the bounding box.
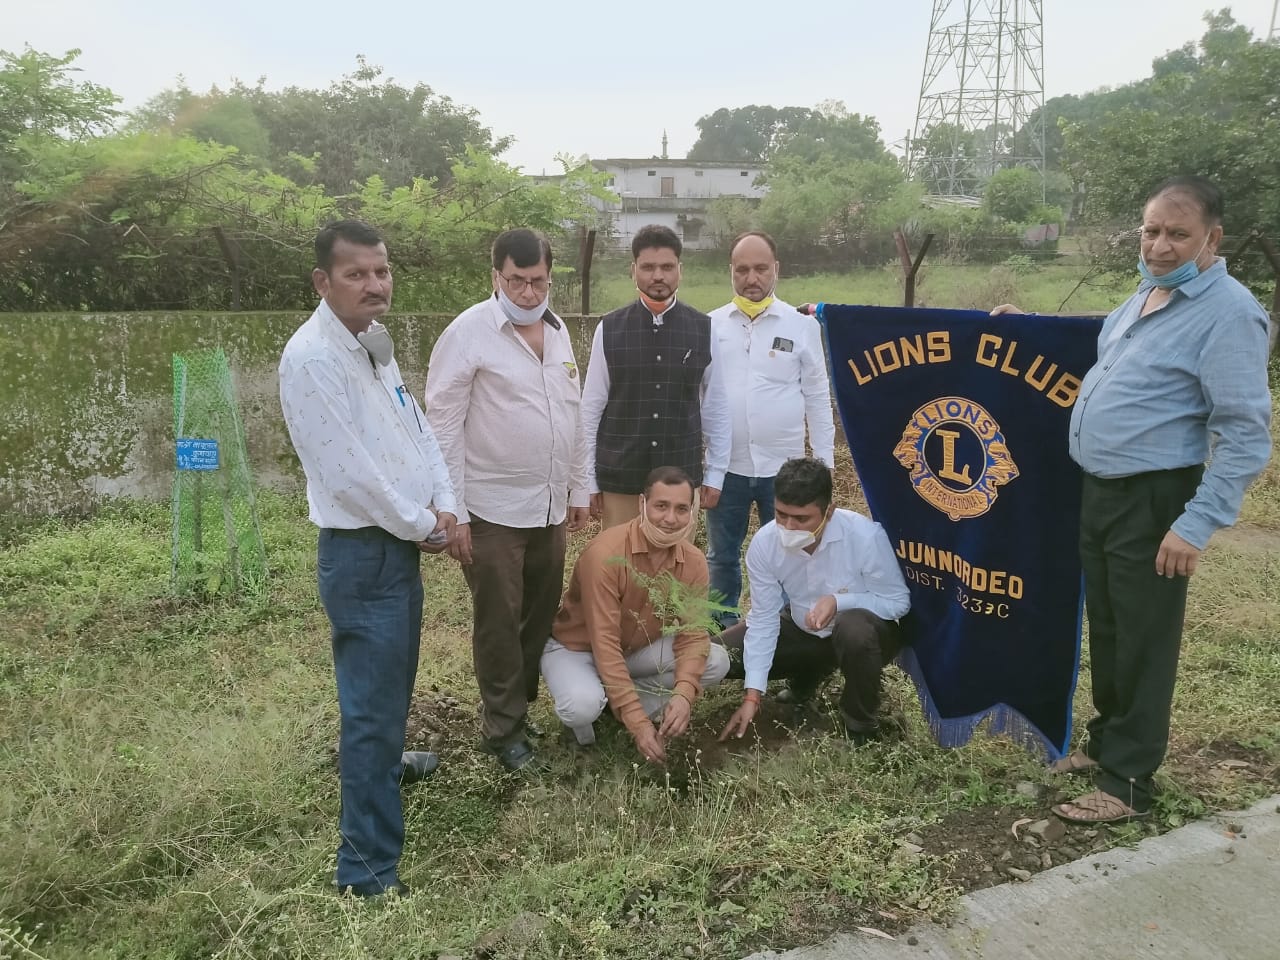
[589,158,767,251]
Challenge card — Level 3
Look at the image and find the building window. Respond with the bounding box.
[694,169,704,177]
[647,170,656,176]
[605,177,615,187]
[740,171,750,177]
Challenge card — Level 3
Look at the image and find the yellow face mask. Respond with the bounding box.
[732,294,774,320]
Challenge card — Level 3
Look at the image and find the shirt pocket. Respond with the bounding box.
[757,348,801,384]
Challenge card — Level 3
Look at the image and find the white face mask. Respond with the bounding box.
[777,513,827,552]
[497,286,550,326]
[356,321,394,366]
[777,526,817,552]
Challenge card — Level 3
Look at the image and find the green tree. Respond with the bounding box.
[0,46,118,181]
[982,167,1044,222]
[686,105,812,162]
[1061,10,1280,293]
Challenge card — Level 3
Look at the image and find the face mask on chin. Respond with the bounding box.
[497,285,550,326]
[356,321,395,366]
[1138,234,1211,289]
[731,275,776,320]
[639,498,694,548]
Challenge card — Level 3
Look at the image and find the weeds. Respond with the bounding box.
[1,409,1277,958]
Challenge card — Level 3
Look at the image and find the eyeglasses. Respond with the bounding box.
[500,274,552,294]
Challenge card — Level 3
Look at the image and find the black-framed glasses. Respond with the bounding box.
[500,274,552,294]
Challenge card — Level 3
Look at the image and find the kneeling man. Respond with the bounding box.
[719,457,910,745]
[542,466,730,764]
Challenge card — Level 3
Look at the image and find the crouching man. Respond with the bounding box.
[719,457,910,746]
[542,466,731,764]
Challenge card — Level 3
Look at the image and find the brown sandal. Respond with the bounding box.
[1049,749,1098,774]
[1052,790,1149,824]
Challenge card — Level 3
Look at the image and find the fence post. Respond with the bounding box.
[212,227,243,311]
[893,230,935,308]
[580,227,597,316]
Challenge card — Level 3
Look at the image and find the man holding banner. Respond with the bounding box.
[996,175,1272,823]
[718,457,910,745]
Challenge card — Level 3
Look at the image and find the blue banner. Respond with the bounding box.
[821,305,1103,759]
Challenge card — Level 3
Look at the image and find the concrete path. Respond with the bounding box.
[745,794,1280,960]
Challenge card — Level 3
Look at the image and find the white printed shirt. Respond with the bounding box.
[425,296,589,528]
[742,509,910,692]
[708,298,836,477]
[279,299,456,540]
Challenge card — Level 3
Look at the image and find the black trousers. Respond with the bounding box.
[721,609,901,732]
[463,516,567,747]
[1078,465,1203,812]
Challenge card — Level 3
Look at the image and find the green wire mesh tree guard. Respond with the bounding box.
[171,348,267,597]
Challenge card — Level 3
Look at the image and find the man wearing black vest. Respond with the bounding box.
[581,225,731,533]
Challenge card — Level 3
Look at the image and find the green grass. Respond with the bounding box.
[1,394,1277,958]
[593,260,1130,316]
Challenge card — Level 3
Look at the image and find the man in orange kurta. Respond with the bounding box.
[541,466,731,764]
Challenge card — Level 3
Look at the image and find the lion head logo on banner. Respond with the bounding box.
[894,396,1019,521]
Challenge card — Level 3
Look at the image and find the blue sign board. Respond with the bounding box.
[176,438,220,471]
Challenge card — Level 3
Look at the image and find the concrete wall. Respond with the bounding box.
[0,312,599,517]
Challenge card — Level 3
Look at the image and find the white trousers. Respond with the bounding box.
[541,635,730,743]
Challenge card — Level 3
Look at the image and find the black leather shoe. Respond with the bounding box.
[340,878,410,899]
[483,737,537,772]
[776,684,817,705]
[399,750,439,785]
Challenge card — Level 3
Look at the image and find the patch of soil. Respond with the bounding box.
[917,739,1279,895]
[405,686,476,752]
[1208,522,1280,557]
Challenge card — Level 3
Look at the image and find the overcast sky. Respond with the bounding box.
[11,2,1275,173]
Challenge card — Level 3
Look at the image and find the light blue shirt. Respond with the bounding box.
[1069,259,1272,549]
[741,509,911,692]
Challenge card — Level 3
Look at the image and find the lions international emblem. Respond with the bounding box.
[893,396,1019,521]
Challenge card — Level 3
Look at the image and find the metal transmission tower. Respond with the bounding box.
[1270,0,1278,42]
[910,0,1046,201]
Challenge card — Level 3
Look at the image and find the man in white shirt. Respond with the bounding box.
[425,229,590,773]
[279,220,457,899]
[580,224,731,533]
[706,232,835,625]
[718,458,909,746]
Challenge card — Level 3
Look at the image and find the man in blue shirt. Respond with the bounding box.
[996,175,1272,823]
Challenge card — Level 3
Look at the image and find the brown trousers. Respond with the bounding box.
[463,515,567,746]
[600,489,700,541]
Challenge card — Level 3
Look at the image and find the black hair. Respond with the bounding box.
[642,465,695,500]
[631,224,682,260]
[315,220,385,272]
[492,228,554,271]
[774,457,833,513]
[730,230,778,258]
[1146,175,1224,226]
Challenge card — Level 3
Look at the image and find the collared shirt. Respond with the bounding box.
[1069,259,1272,549]
[580,298,732,492]
[741,509,910,692]
[551,516,712,734]
[278,299,456,540]
[425,295,589,527]
[708,297,836,476]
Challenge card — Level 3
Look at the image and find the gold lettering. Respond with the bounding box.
[976,333,1001,367]
[927,330,951,363]
[847,357,873,386]
[1024,355,1059,391]
[999,340,1021,376]
[874,341,902,373]
[1047,373,1083,408]
[936,429,973,485]
[900,335,925,366]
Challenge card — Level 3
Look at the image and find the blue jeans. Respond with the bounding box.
[317,527,423,891]
[706,472,775,624]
